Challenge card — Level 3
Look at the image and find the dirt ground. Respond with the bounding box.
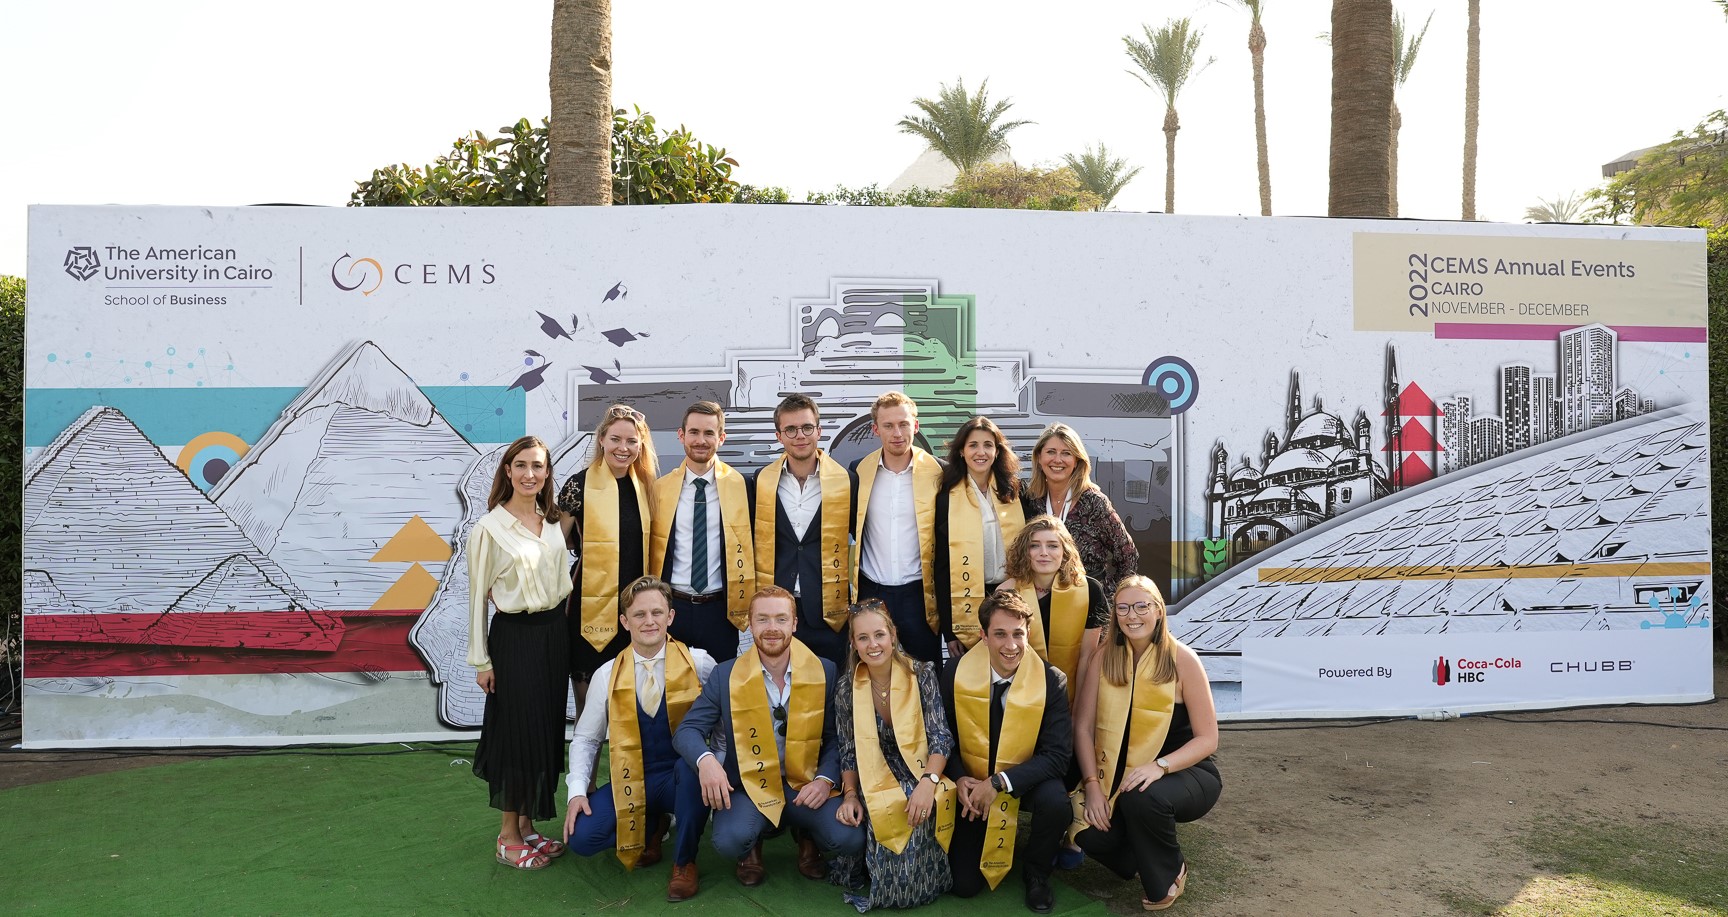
[4,660,1725,916]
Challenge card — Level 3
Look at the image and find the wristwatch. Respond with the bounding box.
[1155,757,1172,774]
[924,772,942,786]
[989,773,1007,792]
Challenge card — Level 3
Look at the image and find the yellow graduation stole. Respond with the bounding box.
[1068,649,1176,843]
[953,644,1046,890]
[579,469,653,651]
[606,640,701,869]
[852,447,942,631]
[730,639,828,827]
[1017,581,1089,701]
[946,482,1026,648]
[649,460,757,630]
[752,452,852,633]
[852,659,956,855]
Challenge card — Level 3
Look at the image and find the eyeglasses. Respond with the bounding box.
[1114,602,1158,617]
[779,423,818,439]
[771,703,787,737]
[605,406,645,422]
[847,599,889,617]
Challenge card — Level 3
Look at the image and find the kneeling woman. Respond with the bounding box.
[1072,576,1220,910]
[834,599,957,911]
[466,436,574,869]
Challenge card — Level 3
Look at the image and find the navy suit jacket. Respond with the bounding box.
[673,647,843,790]
[939,661,1073,796]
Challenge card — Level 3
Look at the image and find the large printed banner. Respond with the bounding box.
[22,206,1712,745]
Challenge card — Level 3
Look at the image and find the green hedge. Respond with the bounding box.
[2,274,21,675]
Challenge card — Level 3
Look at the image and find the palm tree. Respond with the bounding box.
[897,79,1031,175]
[1328,0,1395,217]
[1524,192,1584,223]
[548,0,612,205]
[1461,0,1480,220]
[1389,10,1432,217]
[1062,143,1144,210]
[1226,0,1273,216]
[1124,18,1210,213]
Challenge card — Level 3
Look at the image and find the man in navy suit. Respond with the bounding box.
[673,586,865,887]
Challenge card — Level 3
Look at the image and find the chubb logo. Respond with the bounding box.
[63,246,101,281]
[331,253,384,296]
[1432,656,1451,686]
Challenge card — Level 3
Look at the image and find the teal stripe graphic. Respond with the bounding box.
[25,386,526,447]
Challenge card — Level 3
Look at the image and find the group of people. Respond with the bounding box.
[463,392,1221,912]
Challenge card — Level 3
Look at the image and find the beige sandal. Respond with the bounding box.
[1142,865,1187,911]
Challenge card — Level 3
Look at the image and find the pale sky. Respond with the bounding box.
[3,0,1724,278]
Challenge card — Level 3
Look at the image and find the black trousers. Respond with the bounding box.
[856,573,940,664]
[948,777,1071,897]
[794,615,849,667]
[667,595,739,662]
[1076,764,1222,901]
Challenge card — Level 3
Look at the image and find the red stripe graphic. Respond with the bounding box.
[23,611,428,677]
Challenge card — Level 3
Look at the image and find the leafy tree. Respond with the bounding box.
[1224,0,1274,216]
[735,185,792,203]
[944,163,1103,212]
[1,275,22,677]
[1061,143,1144,209]
[1390,9,1433,217]
[548,0,611,205]
[1124,18,1210,213]
[1329,0,1395,216]
[805,184,946,207]
[350,109,740,207]
[1585,111,1728,227]
[1462,0,1480,219]
[897,78,1032,175]
[1523,192,1585,223]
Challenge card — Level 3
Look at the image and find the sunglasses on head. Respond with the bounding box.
[606,406,645,422]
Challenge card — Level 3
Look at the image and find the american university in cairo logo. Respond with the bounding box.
[331,253,384,296]
[63,246,100,280]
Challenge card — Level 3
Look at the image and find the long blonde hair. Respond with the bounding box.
[1099,575,1177,687]
[843,599,917,676]
[586,403,659,483]
[1026,422,1094,501]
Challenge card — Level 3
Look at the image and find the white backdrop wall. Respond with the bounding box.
[20,205,1712,746]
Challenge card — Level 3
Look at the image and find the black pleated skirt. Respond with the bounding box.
[472,605,569,820]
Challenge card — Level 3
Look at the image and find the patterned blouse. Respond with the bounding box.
[1061,487,1139,597]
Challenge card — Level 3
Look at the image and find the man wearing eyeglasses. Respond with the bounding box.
[851,391,944,665]
[675,586,863,888]
[650,401,756,662]
[749,394,856,667]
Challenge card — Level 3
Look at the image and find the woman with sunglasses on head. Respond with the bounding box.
[1025,423,1139,598]
[932,417,1031,663]
[832,599,956,912]
[557,405,660,709]
[466,436,575,870]
[1071,576,1220,911]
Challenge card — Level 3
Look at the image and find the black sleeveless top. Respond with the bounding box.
[1113,702,1222,787]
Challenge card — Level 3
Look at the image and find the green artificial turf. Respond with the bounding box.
[0,745,1120,915]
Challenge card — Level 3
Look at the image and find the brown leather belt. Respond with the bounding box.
[670,588,725,604]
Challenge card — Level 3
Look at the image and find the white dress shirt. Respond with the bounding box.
[566,643,718,800]
[669,466,724,593]
[860,453,923,585]
[974,479,1007,584]
[776,466,824,596]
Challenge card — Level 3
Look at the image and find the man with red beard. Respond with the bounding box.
[674,586,865,887]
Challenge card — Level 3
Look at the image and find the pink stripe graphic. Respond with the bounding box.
[1435,322,1706,342]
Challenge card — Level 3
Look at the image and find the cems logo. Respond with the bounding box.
[331,252,496,296]
[1434,655,1521,685]
[331,253,383,296]
[63,247,101,281]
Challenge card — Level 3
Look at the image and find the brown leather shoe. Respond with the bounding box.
[735,841,766,887]
[666,862,700,901]
[639,814,670,868]
[796,835,826,880]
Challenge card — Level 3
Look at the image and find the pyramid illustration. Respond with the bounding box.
[212,341,476,609]
[371,563,441,611]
